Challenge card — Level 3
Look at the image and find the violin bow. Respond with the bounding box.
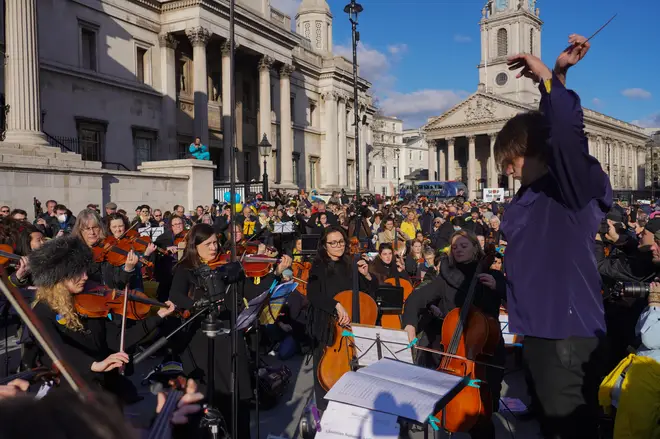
[118,285,129,375]
[0,265,92,399]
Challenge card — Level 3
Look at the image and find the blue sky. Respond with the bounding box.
[271,0,660,129]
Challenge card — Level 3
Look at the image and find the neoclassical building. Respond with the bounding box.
[0,0,375,192]
[423,0,651,199]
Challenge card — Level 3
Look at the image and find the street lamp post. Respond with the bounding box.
[344,0,363,200]
[258,134,272,201]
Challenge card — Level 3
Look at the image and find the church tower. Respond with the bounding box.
[295,0,333,54]
[478,0,543,104]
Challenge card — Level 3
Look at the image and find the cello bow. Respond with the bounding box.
[0,264,92,399]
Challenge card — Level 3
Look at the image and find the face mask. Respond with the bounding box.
[57,214,67,223]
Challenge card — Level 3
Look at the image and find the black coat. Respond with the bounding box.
[169,264,252,400]
[430,222,454,250]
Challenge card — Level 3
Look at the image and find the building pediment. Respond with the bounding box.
[424,92,532,133]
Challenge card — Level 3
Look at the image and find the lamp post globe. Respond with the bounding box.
[258,134,272,201]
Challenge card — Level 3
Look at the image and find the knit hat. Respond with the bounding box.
[30,236,92,288]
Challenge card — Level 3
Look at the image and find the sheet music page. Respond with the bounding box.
[357,358,465,398]
[351,325,414,366]
[324,371,441,422]
[316,401,399,439]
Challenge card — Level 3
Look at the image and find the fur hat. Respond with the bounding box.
[30,236,92,288]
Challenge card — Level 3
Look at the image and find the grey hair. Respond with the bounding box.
[72,208,106,241]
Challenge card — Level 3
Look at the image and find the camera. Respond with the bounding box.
[612,281,651,299]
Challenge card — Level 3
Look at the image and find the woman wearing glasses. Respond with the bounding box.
[73,208,138,290]
[307,226,377,410]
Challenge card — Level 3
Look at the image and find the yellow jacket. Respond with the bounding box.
[399,221,419,241]
[599,353,660,439]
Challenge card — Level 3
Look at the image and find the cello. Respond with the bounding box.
[434,254,500,433]
[316,254,378,391]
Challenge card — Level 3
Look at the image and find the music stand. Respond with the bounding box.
[300,234,320,256]
[374,285,404,314]
[348,324,414,367]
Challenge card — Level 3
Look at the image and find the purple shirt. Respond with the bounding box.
[501,74,612,339]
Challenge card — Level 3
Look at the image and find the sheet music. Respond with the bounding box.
[316,401,399,439]
[357,358,465,398]
[351,325,413,366]
[324,370,442,423]
[235,281,297,330]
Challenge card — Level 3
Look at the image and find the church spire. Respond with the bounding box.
[479,0,543,104]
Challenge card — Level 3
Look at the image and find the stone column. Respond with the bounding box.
[279,64,295,187]
[447,138,456,181]
[221,41,238,181]
[467,135,477,199]
[438,144,446,181]
[159,33,178,159]
[258,55,274,181]
[3,0,49,146]
[488,133,498,188]
[337,95,347,187]
[186,27,211,147]
[633,144,638,189]
[427,139,437,180]
[322,92,338,188]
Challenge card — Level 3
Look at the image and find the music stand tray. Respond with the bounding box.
[300,234,320,256]
[375,285,404,314]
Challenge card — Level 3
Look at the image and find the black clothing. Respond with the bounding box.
[369,257,410,286]
[402,257,506,327]
[45,215,76,238]
[306,258,378,409]
[31,301,162,392]
[430,221,454,250]
[523,336,606,439]
[308,211,338,228]
[463,218,488,237]
[87,259,134,290]
[404,254,421,278]
[419,212,435,236]
[168,264,252,436]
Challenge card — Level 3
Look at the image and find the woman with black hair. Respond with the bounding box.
[306,226,377,410]
[168,223,253,439]
[368,243,409,285]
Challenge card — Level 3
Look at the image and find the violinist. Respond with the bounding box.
[151,216,186,300]
[74,209,137,290]
[28,236,176,390]
[106,213,157,291]
[404,240,424,278]
[368,243,409,285]
[307,226,376,410]
[168,223,252,439]
[401,230,506,439]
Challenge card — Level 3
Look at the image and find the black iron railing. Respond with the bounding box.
[213,181,264,203]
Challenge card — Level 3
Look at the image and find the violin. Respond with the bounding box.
[74,284,189,320]
[0,366,60,387]
[291,261,312,296]
[124,230,168,256]
[0,244,21,266]
[0,264,91,397]
[100,238,154,269]
[206,253,232,270]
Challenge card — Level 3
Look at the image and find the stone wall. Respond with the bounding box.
[0,156,214,219]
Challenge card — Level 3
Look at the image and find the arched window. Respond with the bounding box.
[530,29,534,54]
[497,28,508,57]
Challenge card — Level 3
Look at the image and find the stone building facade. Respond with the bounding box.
[368,116,429,196]
[0,0,375,193]
[423,0,650,199]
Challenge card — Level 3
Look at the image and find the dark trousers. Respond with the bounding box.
[523,336,605,439]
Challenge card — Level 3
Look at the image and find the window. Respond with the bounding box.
[76,119,106,162]
[290,94,295,123]
[178,142,188,159]
[530,29,534,55]
[136,46,150,84]
[292,153,300,186]
[393,166,397,179]
[409,167,413,175]
[270,84,275,112]
[496,72,508,86]
[133,129,156,167]
[381,165,387,179]
[419,151,423,161]
[392,123,395,130]
[243,151,251,181]
[243,81,252,116]
[381,186,387,196]
[409,151,412,160]
[176,58,191,95]
[80,24,98,71]
[309,157,319,189]
[307,100,317,127]
[497,28,508,57]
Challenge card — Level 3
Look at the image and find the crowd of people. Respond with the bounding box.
[0,33,659,439]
